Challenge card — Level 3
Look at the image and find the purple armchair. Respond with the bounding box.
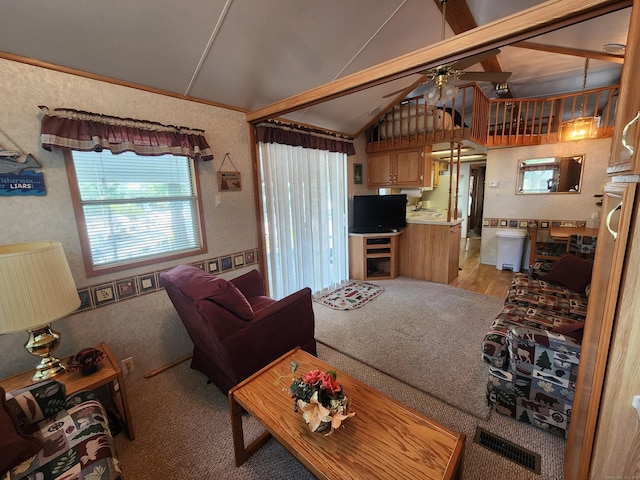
[160,265,317,393]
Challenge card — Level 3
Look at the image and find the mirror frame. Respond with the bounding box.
[516,154,585,195]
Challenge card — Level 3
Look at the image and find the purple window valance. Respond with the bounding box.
[39,106,214,161]
[255,121,355,155]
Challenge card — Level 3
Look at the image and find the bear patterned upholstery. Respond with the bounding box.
[2,380,123,480]
[483,267,589,438]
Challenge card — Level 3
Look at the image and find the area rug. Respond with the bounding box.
[313,276,504,420]
[313,280,383,310]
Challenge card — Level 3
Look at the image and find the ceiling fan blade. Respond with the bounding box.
[382,81,430,99]
[382,86,416,99]
[450,48,501,71]
[459,71,512,83]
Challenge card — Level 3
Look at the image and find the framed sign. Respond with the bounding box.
[217,171,241,191]
[353,163,363,185]
[217,153,241,191]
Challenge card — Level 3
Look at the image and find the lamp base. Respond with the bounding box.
[25,324,66,381]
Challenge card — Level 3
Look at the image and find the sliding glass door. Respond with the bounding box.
[258,142,348,299]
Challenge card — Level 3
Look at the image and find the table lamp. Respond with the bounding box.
[0,241,81,381]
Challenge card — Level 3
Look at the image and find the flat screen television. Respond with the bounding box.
[351,194,407,233]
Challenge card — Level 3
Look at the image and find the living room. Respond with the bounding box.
[2,1,639,479]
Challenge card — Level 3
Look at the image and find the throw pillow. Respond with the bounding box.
[553,320,585,334]
[543,254,593,294]
[206,278,254,320]
[0,386,43,476]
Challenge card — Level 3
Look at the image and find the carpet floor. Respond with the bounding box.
[314,276,504,420]
[113,344,565,479]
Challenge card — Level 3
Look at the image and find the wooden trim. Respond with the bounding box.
[248,124,269,294]
[246,0,631,123]
[63,150,208,278]
[512,41,625,63]
[144,353,192,379]
[0,51,248,114]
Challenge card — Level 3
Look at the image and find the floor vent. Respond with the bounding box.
[473,427,541,474]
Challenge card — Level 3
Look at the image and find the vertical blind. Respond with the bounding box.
[259,142,348,299]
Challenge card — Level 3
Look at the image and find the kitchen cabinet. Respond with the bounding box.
[349,233,400,280]
[608,2,640,175]
[398,222,461,284]
[367,146,432,188]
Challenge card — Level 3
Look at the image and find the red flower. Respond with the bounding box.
[320,373,341,395]
[301,369,324,385]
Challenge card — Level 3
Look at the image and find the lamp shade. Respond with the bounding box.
[0,241,80,334]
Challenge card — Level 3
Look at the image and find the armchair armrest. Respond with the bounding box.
[222,287,316,383]
[509,325,582,353]
[230,269,265,299]
[5,380,66,428]
[506,325,581,391]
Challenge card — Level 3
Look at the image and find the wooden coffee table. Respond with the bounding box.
[229,347,464,479]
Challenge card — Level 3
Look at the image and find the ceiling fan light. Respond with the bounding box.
[424,85,441,105]
[441,84,458,101]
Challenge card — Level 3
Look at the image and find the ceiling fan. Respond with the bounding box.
[383,0,511,104]
[382,49,512,101]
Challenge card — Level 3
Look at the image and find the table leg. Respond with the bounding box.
[229,394,271,466]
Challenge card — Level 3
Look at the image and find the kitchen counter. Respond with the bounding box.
[405,209,464,226]
[399,221,461,284]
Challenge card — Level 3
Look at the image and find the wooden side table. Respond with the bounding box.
[0,341,135,440]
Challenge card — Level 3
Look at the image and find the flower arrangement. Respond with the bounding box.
[67,347,105,375]
[289,367,355,435]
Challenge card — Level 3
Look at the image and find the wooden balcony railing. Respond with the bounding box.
[365,84,619,150]
[487,85,619,146]
[365,84,490,152]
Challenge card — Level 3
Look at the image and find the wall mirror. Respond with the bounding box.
[516,155,584,194]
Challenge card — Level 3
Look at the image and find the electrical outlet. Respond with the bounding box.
[121,357,135,374]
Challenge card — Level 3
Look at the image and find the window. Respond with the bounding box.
[66,150,206,276]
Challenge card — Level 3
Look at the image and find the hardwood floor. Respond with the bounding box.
[450,237,514,298]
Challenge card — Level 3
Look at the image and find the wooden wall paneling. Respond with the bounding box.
[564,181,637,479]
[590,189,640,478]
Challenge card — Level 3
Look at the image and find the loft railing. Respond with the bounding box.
[365,84,619,150]
[365,84,490,151]
[487,85,619,146]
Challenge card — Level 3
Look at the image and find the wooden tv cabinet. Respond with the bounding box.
[349,232,401,280]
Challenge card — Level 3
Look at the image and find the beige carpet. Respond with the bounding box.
[314,276,504,420]
[113,344,565,479]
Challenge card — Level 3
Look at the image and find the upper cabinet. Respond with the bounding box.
[609,5,640,175]
[367,146,432,188]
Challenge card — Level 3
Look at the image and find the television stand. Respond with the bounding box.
[349,232,402,281]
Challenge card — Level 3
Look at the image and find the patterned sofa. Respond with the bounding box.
[1,379,124,480]
[482,254,592,437]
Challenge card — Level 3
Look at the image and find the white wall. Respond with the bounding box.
[480,138,611,265]
[0,59,257,380]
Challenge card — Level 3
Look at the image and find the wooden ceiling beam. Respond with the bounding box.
[246,0,631,123]
[433,0,504,79]
[512,41,625,63]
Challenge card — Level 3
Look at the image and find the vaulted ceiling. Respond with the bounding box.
[0,0,631,136]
